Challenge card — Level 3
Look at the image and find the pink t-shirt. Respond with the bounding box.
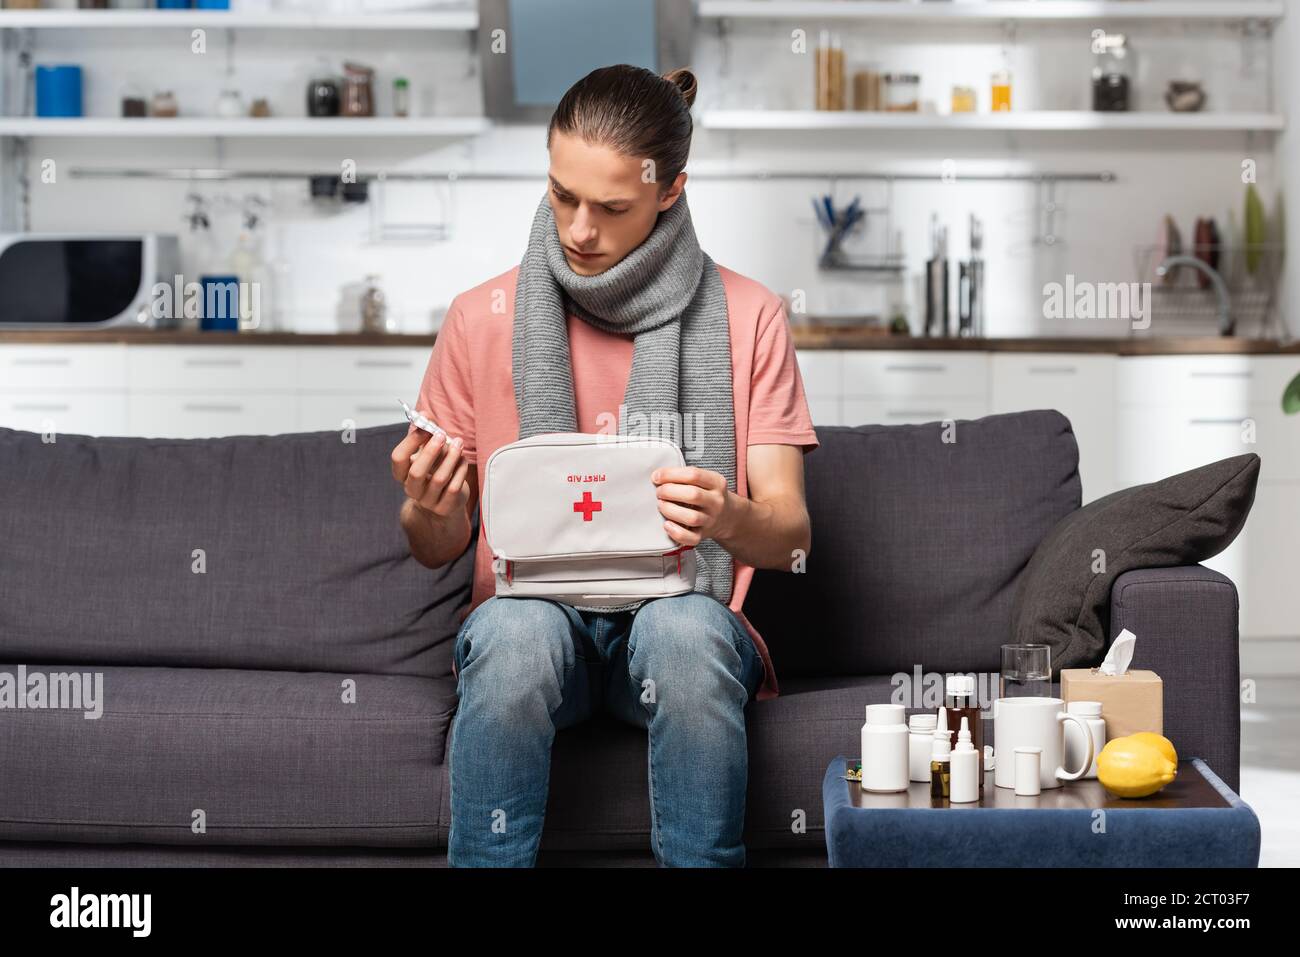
[409,263,819,701]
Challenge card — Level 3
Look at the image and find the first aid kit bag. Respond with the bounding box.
[481,432,698,609]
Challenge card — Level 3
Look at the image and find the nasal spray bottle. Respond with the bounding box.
[950,716,980,803]
[930,706,953,802]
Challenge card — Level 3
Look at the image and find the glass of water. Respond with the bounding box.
[1000,644,1052,699]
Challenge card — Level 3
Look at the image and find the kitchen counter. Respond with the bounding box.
[0,328,1297,354]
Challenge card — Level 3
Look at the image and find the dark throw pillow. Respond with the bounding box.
[1012,453,1260,676]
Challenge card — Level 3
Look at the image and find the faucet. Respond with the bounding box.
[1156,255,1233,336]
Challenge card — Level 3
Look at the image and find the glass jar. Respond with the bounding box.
[150,90,178,118]
[341,62,375,118]
[852,65,883,111]
[883,73,920,112]
[950,85,976,114]
[1092,32,1132,112]
[814,30,846,111]
[990,68,1012,112]
[393,77,410,118]
[360,275,388,334]
[215,88,244,119]
[307,72,340,117]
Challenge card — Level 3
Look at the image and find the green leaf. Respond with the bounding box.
[1284,372,1300,415]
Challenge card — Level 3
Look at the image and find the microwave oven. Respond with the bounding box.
[0,232,182,329]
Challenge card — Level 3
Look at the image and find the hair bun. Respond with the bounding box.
[664,68,698,109]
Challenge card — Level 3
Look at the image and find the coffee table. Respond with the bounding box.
[823,755,1260,867]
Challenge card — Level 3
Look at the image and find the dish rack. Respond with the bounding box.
[1132,243,1283,337]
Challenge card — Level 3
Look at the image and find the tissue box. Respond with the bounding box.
[1061,669,1163,739]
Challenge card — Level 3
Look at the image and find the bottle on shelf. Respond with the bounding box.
[930,706,953,802]
[950,717,980,803]
[941,674,985,788]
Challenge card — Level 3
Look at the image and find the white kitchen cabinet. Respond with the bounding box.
[127,345,299,393]
[298,394,408,433]
[841,395,989,427]
[991,354,1117,502]
[794,349,843,425]
[0,343,127,390]
[1116,355,1296,408]
[0,392,128,437]
[842,351,988,399]
[1117,355,1299,640]
[1210,482,1299,639]
[298,347,432,394]
[127,392,298,439]
[1117,356,1300,485]
[0,344,128,436]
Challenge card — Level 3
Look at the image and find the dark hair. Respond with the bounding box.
[547,65,697,195]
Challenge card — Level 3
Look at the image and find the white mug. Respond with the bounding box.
[993,697,1094,790]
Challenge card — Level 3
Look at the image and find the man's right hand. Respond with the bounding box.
[392,428,471,518]
[391,427,473,567]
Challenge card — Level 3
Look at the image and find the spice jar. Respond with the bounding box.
[150,91,179,118]
[951,85,976,114]
[852,65,882,111]
[814,31,845,111]
[307,71,340,117]
[360,275,388,333]
[215,88,244,119]
[883,73,920,112]
[1092,32,1131,112]
[341,62,375,118]
[991,67,1013,112]
[393,77,410,118]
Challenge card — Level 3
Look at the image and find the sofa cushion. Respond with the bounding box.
[0,663,453,847]
[1012,454,1260,675]
[0,424,473,679]
[744,411,1081,677]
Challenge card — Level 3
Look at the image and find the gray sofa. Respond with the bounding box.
[0,409,1241,867]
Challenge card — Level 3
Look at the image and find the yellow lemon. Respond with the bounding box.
[1097,735,1178,798]
[1127,732,1178,766]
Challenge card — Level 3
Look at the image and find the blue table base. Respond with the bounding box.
[823,755,1261,868]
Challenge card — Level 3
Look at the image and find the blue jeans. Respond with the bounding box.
[447,591,765,867]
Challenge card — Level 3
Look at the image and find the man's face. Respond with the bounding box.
[546,129,684,276]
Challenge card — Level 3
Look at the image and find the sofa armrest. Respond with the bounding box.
[1109,565,1241,792]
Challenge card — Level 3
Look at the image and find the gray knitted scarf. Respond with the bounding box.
[512,188,735,611]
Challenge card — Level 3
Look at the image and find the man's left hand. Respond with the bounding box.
[650,466,740,547]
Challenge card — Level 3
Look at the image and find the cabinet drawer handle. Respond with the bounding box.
[1188,417,1248,426]
[1028,366,1077,375]
[355,405,398,413]
[182,402,244,413]
[884,363,946,373]
[13,402,70,411]
[182,358,244,368]
[1189,371,1253,379]
[355,359,414,369]
[11,357,71,367]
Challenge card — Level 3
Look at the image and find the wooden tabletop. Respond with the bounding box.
[844,760,1229,810]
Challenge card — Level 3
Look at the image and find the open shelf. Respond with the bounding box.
[698,1,1284,23]
[700,110,1285,133]
[0,8,477,30]
[0,117,491,139]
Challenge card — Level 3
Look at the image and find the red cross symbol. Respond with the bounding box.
[573,491,603,522]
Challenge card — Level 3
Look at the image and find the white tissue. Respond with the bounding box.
[1099,628,1137,676]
